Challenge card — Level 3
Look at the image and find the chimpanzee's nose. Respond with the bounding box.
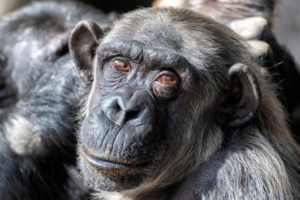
[102,86,153,126]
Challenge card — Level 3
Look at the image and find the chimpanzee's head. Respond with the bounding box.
[70,8,261,192]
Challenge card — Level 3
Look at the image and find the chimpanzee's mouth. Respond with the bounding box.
[81,147,149,172]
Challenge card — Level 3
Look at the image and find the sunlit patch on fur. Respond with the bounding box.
[4,115,44,156]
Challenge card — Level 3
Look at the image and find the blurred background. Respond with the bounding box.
[0,0,299,65]
[273,0,300,65]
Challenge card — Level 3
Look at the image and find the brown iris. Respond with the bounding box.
[157,75,178,85]
[113,60,130,72]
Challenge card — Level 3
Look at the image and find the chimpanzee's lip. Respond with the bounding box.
[81,147,148,171]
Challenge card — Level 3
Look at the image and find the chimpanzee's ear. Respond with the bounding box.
[217,63,261,128]
[69,20,104,85]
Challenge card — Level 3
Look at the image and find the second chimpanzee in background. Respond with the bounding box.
[0,2,117,199]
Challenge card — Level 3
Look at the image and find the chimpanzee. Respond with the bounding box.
[153,0,300,141]
[69,7,300,200]
[0,2,115,199]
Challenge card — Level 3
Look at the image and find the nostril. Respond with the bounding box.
[114,98,125,114]
[115,103,121,113]
[125,109,141,121]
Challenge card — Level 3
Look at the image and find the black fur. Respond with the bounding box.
[0,56,89,200]
[261,32,300,139]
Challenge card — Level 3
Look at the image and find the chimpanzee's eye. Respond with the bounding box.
[153,71,180,98]
[157,75,178,85]
[113,59,130,72]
